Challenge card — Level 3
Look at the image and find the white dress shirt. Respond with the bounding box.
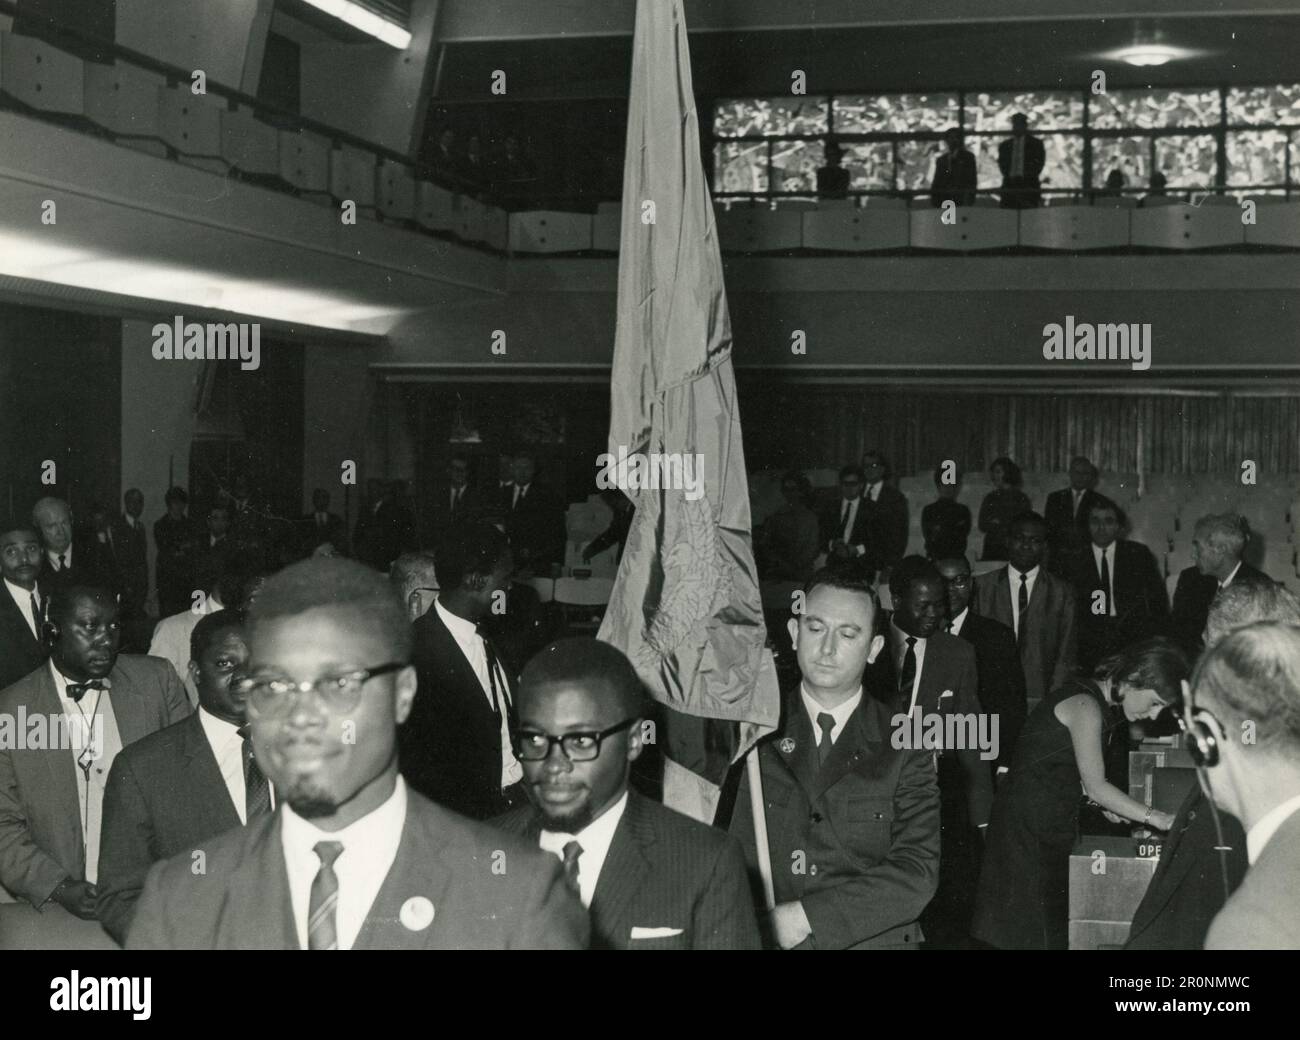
[1092,543,1117,617]
[1007,563,1040,638]
[4,578,40,639]
[800,683,863,747]
[890,618,928,715]
[948,606,969,638]
[281,776,408,950]
[866,481,883,503]
[50,661,123,885]
[46,545,73,571]
[511,483,531,509]
[1219,561,1244,590]
[149,601,224,708]
[538,791,629,908]
[433,600,523,789]
[198,707,248,823]
[1246,792,1300,865]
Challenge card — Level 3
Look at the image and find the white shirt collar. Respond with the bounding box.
[1007,563,1040,584]
[47,546,72,567]
[49,658,110,705]
[948,606,969,636]
[435,598,478,642]
[538,790,628,908]
[1219,560,1243,589]
[1246,792,1300,865]
[4,577,36,605]
[799,682,862,747]
[198,706,243,751]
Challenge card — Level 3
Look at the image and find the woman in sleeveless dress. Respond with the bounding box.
[972,637,1188,949]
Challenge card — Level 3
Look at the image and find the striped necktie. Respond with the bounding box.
[308,841,345,950]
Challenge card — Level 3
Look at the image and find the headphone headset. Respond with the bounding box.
[1175,678,1233,902]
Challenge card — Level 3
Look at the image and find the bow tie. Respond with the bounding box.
[66,679,104,703]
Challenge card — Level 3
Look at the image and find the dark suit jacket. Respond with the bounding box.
[866,485,909,574]
[0,582,48,692]
[1125,785,1248,951]
[96,711,243,944]
[1170,562,1271,657]
[0,655,190,905]
[729,687,940,949]
[405,605,518,820]
[954,611,1028,770]
[126,787,588,949]
[1044,487,1104,573]
[930,149,977,207]
[299,511,348,555]
[868,623,993,829]
[1071,539,1170,669]
[494,789,760,949]
[997,134,1047,195]
[818,496,872,560]
[921,498,971,559]
[39,538,116,596]
[974,566,1077,705]
[1206,808,1300,950]
[108,517,148,608]
[153,514,200,616]
[503,483,566,571]
[430,484,484,539]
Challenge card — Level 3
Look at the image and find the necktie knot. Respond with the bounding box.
[905,635,916,649]
[313,840,344,868]
[58,553,67,570]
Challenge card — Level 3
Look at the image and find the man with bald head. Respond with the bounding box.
[0,583,188,923]
[127,557,585,949]
[494,638,759,949]
[31,496,115,594]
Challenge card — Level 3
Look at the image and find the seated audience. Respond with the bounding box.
[127,558,586,949]
[756,471,820,583]
[730,565,939,949]
[977,457,1031,561]
[1171,513,1271,657]
[974,511,1077,705]
[494,638,760,949]
[0,584,189,920]
[921,463,971,560]
[1192,622,1300,949]
[97,610,258,944]
[1125,581,1294,950]
[1070,496,1168,672]
[0,517,49,691]
[972,637,1188,949]
[403,522,525,819]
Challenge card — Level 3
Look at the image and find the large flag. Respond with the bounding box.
[597,0,780,824]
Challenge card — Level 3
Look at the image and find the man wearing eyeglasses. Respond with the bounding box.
[126,557,587,950]
[493,638,759,949]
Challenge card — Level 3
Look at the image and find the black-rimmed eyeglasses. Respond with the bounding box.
[511,718,639,762]
[233,662,408,717]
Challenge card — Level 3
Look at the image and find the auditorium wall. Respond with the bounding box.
[115,0,273,94]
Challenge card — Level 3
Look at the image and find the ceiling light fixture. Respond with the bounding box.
[299,0,412,49]
[1110,44,1188,67]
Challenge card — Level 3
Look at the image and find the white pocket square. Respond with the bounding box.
[939,690,954,700]
[630,926,683,939]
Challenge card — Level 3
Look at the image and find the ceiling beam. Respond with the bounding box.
[436,0,1298,42]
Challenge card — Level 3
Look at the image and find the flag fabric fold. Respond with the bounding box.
[597,0,779,823]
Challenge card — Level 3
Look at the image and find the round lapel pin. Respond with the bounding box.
[399,896,435,932]
[779,737,796,754]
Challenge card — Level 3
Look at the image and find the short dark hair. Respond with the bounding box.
[164,486,189,506]
[862,451,890,479]
[1095,636,1190,708]
[838,464,865,483]
[519,638,648,719]
[1087,495,1127,528]
[435,521,509,592]
[0,517,37,540]
[889,555,944,604]
[248,558,411,661]
[1008,509,1048,536]
[805,564,880,631]
[191,609,246,664]
[990,457,1023,486]
[47,584,117,629]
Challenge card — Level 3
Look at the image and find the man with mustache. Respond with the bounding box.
[127,557,586,949]
[0,518,49,691]
[0,584,189,923]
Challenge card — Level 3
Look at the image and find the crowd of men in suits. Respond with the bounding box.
[1,446,1299,950]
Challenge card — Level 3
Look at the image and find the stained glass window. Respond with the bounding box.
[897,140,940,191]
[1155,134,1218,187]
[1092,136,1151,186]
[712,97,828,137]
[1227,130,1288,185]
[1090,88,1219,129]
[965,91,1084,131]
[844,142,894,190]
[1226,85,1300,126]
[772,140,823,192]
[970,134,1084,189]
[713,141,767,193]
[832,93,959,133]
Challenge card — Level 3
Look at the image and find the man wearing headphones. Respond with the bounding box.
[0,584,188,923]
[1184,621,1300,949]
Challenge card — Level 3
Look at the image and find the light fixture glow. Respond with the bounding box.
[300,0,412,49]
[1110,44,1188,67]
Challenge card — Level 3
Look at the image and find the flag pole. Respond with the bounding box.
[745,747,776,911]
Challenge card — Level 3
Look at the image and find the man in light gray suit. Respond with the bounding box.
[974,511,1077,706]
[0,584,189,924]
[1190,621,1300,949]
